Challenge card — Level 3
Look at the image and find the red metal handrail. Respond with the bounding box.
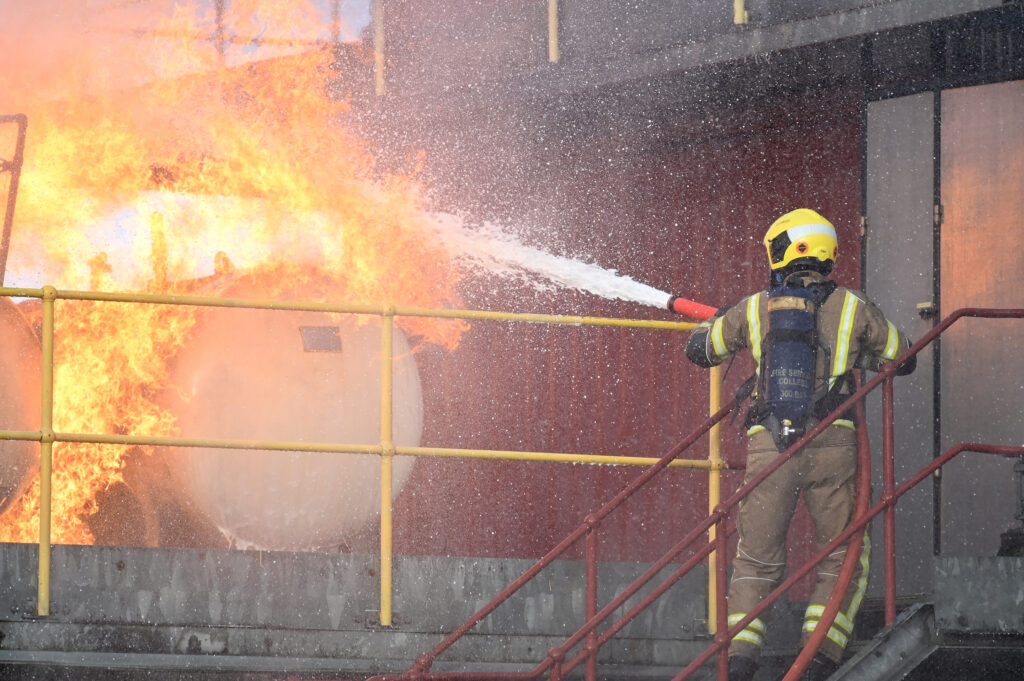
[394,401,737,681]
[368,307,1024,681]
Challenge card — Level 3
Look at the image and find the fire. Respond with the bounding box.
[0,2,467,544]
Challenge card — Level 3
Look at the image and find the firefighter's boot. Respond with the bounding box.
[799,655,839,681]
[728,655,758,681]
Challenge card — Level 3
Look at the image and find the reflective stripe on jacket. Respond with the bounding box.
[686,274,912,400]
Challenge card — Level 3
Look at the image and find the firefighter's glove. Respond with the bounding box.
[895,343,917,375]
[685,306,730,368]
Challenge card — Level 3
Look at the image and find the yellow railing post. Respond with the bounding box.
[374,0,386,95]
[548,0,560,63]
[37,285,56,617]
[380,306,395,627]
[734,0,749,25]
[707,364,723,634]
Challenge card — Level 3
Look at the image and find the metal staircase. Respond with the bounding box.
[368,308,1024,681]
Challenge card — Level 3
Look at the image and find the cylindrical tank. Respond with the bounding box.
[159,282,422,551]
[0,297,40,516]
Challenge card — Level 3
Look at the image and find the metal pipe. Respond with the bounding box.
[380,308,395,627]
[398,446,717,468]
[707,365,723,634]
[330,0,341,45]
[0,114,27,285]
[213,0,226,61]
[548,0,559,63]
[882,376,897,625]
[37,285,56,617]
[0,284,711,638]
[3,286,1017,354]
[0,432,722,470]
[733,0,749,25]
[374,0,385,95]
[0,287,699,332]
[392,305,697,331]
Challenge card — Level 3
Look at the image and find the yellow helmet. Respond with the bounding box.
[763,208,838,272]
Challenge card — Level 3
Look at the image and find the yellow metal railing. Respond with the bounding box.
[0,285,724,625]
[548,0,560,63]
[707,363,723,634]
[734,0,749,25]
[374,0,386,95]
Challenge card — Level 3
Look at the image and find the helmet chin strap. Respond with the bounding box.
[770,259,833,288]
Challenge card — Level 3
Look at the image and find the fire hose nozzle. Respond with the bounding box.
[667,295,718,321]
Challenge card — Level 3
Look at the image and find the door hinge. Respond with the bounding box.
[933,204,944,227]
[860,216,868,236]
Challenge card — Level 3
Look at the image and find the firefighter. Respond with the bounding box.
[680,209,915,681]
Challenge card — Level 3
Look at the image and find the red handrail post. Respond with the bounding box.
[547,648,565,681]
[714,511,729,681]
[585,525,598,681]
[882,376,897,625]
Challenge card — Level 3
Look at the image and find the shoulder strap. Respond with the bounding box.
[806,280,837,306]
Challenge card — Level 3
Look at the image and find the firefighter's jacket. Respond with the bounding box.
[686,272,915,431]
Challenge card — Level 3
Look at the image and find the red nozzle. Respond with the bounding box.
[667,295,717,321]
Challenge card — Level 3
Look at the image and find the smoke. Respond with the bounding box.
[0,2,172,110]
[0,1,372,112]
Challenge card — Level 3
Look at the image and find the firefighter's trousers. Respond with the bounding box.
[727,423,870,664]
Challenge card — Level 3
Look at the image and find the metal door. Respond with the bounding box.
[865,91,938,595]
[865,79,1024,595]
[939,79,1024,557]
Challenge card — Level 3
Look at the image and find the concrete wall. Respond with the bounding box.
[0,544,708,675]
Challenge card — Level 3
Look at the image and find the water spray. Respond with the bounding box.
[429,213,717,321]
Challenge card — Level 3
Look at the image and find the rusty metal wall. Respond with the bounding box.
[378,93,864,566]
[383,0,1003,94]
[0,544,709,674]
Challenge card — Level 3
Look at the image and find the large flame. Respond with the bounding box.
[0,1,466,544]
